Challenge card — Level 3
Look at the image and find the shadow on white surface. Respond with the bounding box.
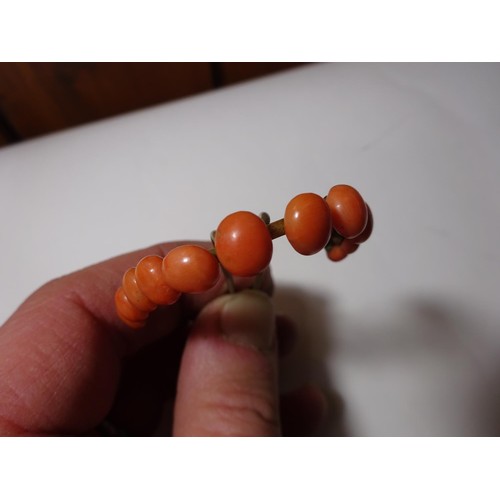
[273,285,349,436]
[274,285,500,436]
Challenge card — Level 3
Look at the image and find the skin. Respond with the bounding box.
[0,242,327,436]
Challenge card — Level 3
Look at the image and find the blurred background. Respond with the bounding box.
[0,62,305,148]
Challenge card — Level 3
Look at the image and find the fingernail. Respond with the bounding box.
[219,290,275,351]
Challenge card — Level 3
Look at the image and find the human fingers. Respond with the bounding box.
[173,290,280,436]
[101,325,189,436]
[280,385,328,436]
[275,317,328,436]
[104,311,294,436]
[0,241,270,435]
[275,314,297,358]
[0,242,186,435]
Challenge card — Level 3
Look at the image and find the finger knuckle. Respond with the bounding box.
[203,389,280,436]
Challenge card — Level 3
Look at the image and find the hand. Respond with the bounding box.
[0,242,327,436]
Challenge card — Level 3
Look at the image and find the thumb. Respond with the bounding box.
[173,290,280,436]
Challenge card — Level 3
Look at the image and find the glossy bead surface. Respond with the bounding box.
[116,310,146,330]
[351,204,373,244]
[135,255,181,305]
[115,286,149,325]
[122,267,157,312]
[284,193,331,255]
[326,244,348,262]
[326,184,368,239]
[215,211,273,277]
[326,239,359,262]
[162,245,220,294]
[341,238,359,254]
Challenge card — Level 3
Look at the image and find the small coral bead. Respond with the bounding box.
[326,238,359,262]
[122,267,157,312]
[162,245,220,294]
[284,193,332,255]
[114,286,148,328]
[135,255,181,305]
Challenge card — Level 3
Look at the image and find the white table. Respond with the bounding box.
[1,63,499,436]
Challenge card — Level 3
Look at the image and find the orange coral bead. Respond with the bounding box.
[341,239,359,254]
[284,193,332,255]
[326,244,348,262]
[117,310,146,330]
[326,184,368,239]
[215,211,273,277]
[326,239,359,262]
[115,286,149,325]
[135,255,181,305]
[351,204,373,244]
[122,267,157,312]
[162,245,220,294]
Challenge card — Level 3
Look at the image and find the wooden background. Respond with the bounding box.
[0,63,304,148]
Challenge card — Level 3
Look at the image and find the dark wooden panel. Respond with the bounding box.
[0,62,307,149]
[0,63,212,140]
[0,108,20,146]
[217,62,305,86]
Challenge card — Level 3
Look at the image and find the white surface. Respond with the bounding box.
[1,63,500,436]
